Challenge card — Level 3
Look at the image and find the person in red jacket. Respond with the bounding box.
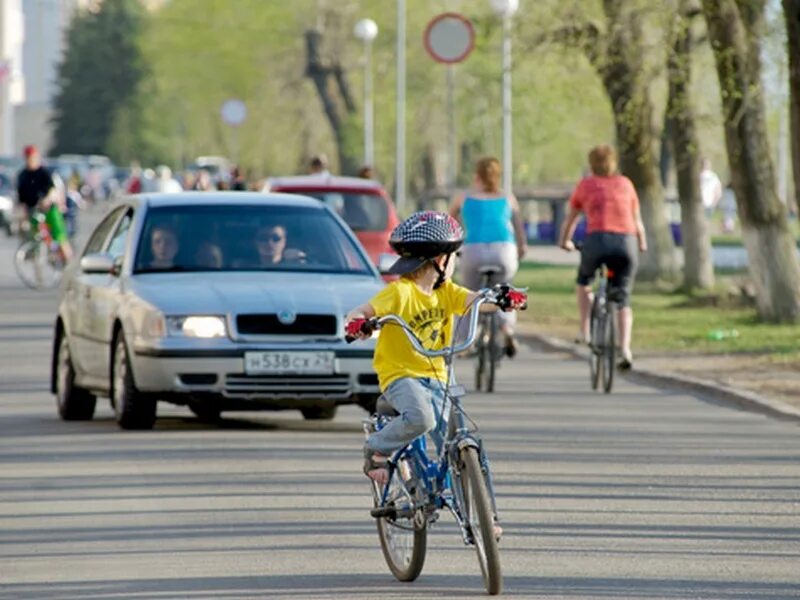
[558,144,647,369]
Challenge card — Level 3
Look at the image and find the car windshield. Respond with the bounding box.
[292,192,388,232]
[134,204,374,275]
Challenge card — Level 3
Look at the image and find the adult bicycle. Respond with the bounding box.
[348,284,526,595]
[587,261,619,394]
[14,210,65,290]
[474,265,504,393]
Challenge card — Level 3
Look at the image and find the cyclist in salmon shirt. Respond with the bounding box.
[558,144,647,370]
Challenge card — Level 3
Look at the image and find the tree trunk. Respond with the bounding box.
[784,0,800,213]
[304,29,359,175]
[702,0,800,321]
[667,0,715,290]
[596,0,679,281]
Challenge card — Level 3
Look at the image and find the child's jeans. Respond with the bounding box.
[365,377,447,456]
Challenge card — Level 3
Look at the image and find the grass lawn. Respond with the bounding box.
[514,262,800,361]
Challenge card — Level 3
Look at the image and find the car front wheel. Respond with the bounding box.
[111,331,156,430]
[55,332,96,420]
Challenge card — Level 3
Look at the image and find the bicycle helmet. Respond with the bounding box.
[386,211,464,287]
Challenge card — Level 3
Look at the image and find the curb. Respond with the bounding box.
[522,331,800,424]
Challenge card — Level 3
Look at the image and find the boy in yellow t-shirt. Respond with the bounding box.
[345,211,526,483]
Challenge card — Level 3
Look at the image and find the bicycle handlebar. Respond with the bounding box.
[345,284,527,357]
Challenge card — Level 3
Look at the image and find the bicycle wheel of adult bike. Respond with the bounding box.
[14,240,63,290]
[602,305,616,393]
[589,299,602,391]
[485,313,498,393]
[372,459,427,582]
[474,321,486,392]
[458,447,502,595]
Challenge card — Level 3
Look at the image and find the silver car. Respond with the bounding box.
[51,192,383,429]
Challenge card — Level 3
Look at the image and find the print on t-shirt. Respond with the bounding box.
[409,307,446,346]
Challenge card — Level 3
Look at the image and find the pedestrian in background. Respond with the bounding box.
[309,154,330,176]
[699,158,723,220]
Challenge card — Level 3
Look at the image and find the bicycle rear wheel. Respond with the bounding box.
[458,447,502,595]
[486,313,498,393]
[15,240,62,290]
[373,459,427,582]
[602,305,616,393]
[589,299,602,390]
[474,320,486,392]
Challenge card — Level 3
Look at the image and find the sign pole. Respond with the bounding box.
[446,64,456,191]
[423,13,475,196]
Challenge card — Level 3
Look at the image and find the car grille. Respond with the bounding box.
[236,314,337,336]
[224,374,350,398]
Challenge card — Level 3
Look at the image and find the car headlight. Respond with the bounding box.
[166,316,227,338]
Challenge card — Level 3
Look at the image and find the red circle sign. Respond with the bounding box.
[424,13,475,64]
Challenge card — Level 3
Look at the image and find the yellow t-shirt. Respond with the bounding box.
[369,278,470,391]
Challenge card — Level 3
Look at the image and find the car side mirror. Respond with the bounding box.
[80,253,115,274]
[377,253,398,275]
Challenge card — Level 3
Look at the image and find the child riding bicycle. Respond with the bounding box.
[345,211,527,484]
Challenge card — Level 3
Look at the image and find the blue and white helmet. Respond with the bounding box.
[387,211,464,275]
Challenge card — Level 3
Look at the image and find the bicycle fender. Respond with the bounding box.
[454,435,481,452]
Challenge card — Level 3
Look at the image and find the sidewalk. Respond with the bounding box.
[518,322,800,422]
[520,247,800,422]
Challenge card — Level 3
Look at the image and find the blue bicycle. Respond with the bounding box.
[353,285,524,595]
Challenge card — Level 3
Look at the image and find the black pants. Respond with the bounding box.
[576,232,638,306]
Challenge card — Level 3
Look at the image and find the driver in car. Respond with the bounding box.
[148,224,179,269]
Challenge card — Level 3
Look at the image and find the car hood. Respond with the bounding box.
[127,271,383,318]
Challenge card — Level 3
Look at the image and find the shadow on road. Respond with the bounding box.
[3,573,798,599]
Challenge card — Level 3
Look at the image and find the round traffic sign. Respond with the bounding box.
[423,13,475,64]
[220,99,247,127]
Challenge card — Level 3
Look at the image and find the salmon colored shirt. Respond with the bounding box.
[569,174,640,235]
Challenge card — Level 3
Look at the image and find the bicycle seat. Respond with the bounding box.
[376,396,399,417]
[478,265,503,276]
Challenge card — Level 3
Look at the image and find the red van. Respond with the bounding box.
[267,175,400,270]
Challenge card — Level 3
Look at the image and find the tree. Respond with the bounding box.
[666,0,715,290]
[528,1,679,280]
[51,0,146,159]
[702,0,800,321]
[304,27,360,175]
[784,0,800,212]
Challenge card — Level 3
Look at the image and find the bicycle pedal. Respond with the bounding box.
[370,506,397,519]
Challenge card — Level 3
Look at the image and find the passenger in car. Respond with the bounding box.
[148,224,179,269]
[195,241,223,269]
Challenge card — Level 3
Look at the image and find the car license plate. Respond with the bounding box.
[244,351,335,375]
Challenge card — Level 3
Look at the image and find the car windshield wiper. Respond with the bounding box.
[134,265,202,274]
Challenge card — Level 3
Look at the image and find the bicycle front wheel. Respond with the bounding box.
[15,240,62,290]
[459,447,502,595]
[373,459,427,582]
[602,305,616,393]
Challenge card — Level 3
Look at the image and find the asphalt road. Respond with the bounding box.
[1,204,799,599]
